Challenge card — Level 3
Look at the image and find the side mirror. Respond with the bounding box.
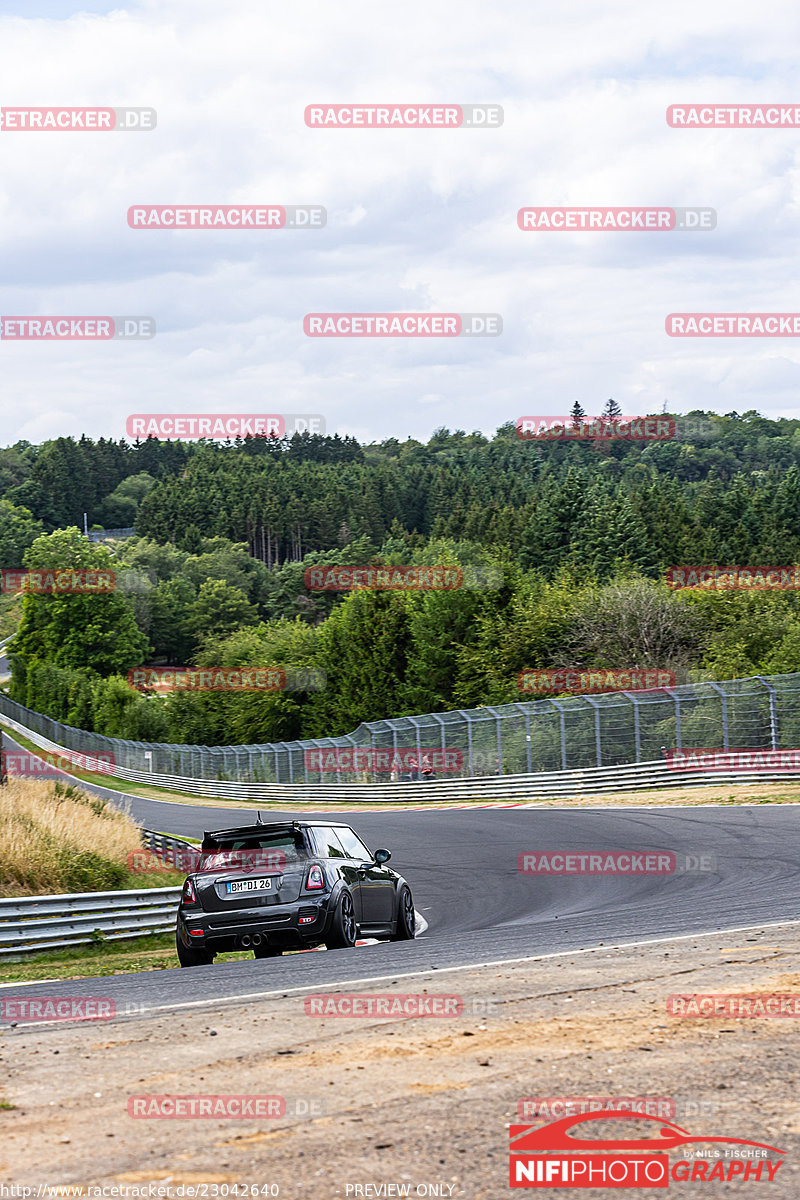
[374,848,392,865]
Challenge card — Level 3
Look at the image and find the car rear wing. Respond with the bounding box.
[201,820,303,850]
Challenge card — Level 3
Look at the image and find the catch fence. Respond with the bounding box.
[0,674,798,786]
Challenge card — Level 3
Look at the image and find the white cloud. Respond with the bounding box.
[1,0,800,445]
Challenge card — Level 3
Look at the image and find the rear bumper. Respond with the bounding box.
[177,895,335,951]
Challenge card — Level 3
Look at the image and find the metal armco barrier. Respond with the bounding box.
[0,832,196,957]
[1,707,800,802]
[0,885,181,956]
[141,828,197,859]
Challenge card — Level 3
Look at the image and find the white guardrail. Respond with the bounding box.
[2,708,800,802]
[0,830,192,956]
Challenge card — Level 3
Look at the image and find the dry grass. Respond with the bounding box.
[0,778,144,896]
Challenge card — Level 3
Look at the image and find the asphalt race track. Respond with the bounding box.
[3,730,800,1012]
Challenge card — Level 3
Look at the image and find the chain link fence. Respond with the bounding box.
[86,527,137,542]
[1,674,799,785]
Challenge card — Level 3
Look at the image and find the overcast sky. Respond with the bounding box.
[1,0,799,447]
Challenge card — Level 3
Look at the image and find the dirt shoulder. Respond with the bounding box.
[2,925,800,1196]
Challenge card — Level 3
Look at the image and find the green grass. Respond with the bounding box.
[0,775,192,898]
[117,867,188,889]
[0,931,260,983]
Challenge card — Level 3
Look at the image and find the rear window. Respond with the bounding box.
[199,832,306,871]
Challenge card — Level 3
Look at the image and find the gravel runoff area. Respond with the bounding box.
[2,924,800,1197]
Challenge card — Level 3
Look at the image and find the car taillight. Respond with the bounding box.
[305,864,325,890]
[182,878,197,904]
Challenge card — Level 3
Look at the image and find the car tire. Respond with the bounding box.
[176,931,214,967]
[324,889,357,949]
[253,943,283,959]
[390,885,416,941]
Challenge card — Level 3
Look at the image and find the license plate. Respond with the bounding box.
[226,878,273,894]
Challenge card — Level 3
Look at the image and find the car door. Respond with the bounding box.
[312,826,365,924]
[336,826,396,927]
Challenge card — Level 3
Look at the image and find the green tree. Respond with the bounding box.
[8,529,148,700]
[569,401,586,428]
[0,499,45,565]
[190,580,258,645]
[92,675,169,739]
[166,618,321,745]
[521,468,587,574]
[149,577,197,663]
[306,590,412,734]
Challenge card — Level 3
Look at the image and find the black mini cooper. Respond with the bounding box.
[175,819,416,967]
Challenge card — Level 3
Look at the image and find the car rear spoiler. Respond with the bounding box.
[201,820,301,849]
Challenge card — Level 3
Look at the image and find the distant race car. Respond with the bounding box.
[175,819,416,967]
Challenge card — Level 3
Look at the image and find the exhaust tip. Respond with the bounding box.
[251,934,262,947]
[241,934,252,947]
